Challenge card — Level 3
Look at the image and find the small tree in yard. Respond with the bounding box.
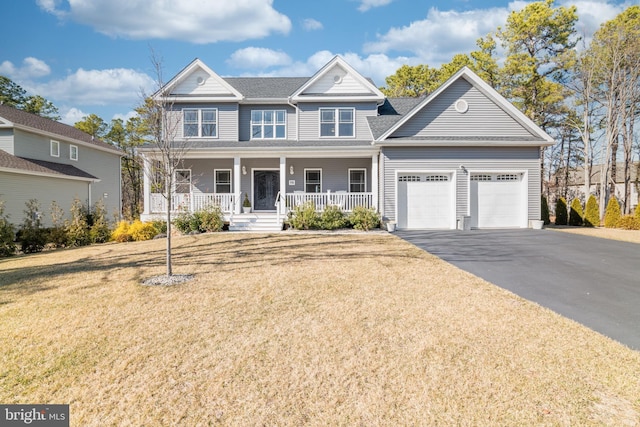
[0,199,16,257]
[541,195,550,225]
[66,197,90,247]
[604,196,622,228]
[555,197,568,225]
[584,195,600,227]
[20,199,46,253]
[569,198,584,226]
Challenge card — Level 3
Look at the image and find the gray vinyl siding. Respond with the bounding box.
[390,79,535,139]
[0,129,14,154]
[297,102,377,141]
[238,104,297,141]
[381,146,541,222]
[176,159,235,194]
[0,171,89,227]
[11,129,54,161]
[285,158,372,193]
[170,103,238,140]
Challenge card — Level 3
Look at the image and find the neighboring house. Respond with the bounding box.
[0,104,122,227]
[140,56,553,231]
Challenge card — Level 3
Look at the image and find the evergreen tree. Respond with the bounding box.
[604,196,622,228]
[555,197,568,225]
[568,198,584,226]
[584,195,600,227]
[541,195,550,224]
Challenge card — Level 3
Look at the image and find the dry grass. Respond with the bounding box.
[1,233,639,426]
[549,225,640,244]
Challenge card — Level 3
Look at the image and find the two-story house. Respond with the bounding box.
[140,56,553,231]
[0,104,122,227]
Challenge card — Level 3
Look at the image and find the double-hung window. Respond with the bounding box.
[305,169,322,193]
[50,140,60,157]
[320,108,354,137]
[251,110,286,139]
[215,170,231,193]
[183,108,217,138]
[175,170,191,194]
[70,145,78,161]
[349,169,366,192]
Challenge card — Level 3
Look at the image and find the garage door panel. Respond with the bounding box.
[398,174,453,229]
[471,174,523,228]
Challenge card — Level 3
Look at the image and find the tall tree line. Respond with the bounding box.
[381,1,640,218]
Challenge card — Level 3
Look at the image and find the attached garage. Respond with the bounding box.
[397,172,455,229]
[470,172,526,228]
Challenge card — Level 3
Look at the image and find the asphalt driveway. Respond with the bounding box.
[396,229,640,350]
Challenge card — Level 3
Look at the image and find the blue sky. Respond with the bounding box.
[1,0,634,125]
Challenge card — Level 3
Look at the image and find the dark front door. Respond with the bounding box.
[254,170,279,211]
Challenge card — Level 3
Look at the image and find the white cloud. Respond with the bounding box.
[357,0,394,12]
[31,68,154,106]
[0,57,51,79]
[38,0,291,43]
[227,47,292,69]
[302,18,323,31]
[560,0,631,45]
[60,107,89,126]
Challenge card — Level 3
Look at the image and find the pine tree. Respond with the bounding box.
[584,195,600,227]
[541,195,550,224]
[569,198,584,226]
[555,197,568,225]
[604,196,622,228]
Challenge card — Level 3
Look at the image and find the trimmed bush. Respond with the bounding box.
[288,201,320,230]
[172,205,225,233]
[616,215,640,230]
[349,206,381,231]
[568,198,584,226]
[604,196,621,228]
[584,195,600,228]
[129,220,159,241]
[0,200,16,257]
[65,198,91,247]
[554,197,568,225]
[19,199,46,253]
[173,209,193,234]
[320,205,348,230]
[111,221,133,242]
[541,195,550,225]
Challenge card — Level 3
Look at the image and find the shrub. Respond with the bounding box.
[89,199,111,243]
[541,195,550,225]
[198,204,224,232]
[349,206,381,231]
[616,215,640,230]
[65,198,90,247]
[320,205,348,230]
[584,195,600,228]
[150,220,167,235]
[111,221,133,242]
[554,197,568,225]
[48,201,67,247]
[173,209,193,234]
[0,200,16,257]
[19,199,46,253]
[604,196,621,228]
[288,201,320,230]
[568,198,584,226]
[129,220,159,241]
[635,203,640,220]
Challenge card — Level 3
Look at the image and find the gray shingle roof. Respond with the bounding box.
[367,97,424,139]
[0,150,98,180]
[158,140,374,149]
[0,104,120,153]
[224,77,309,99]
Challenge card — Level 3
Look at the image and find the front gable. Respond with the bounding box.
[291,56,384,102]
[158,58,243,102]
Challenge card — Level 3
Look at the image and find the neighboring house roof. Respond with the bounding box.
[0,149,98,181]
[0,104,121,155]
[564,163,639,186]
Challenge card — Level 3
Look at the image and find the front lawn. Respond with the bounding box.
[1,233,638,425]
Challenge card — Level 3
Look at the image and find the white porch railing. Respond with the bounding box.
[284,192,373,212]
[150,193,235,213]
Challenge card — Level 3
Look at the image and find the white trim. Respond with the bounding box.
[304,168,322,193]
[50,139,60,157]
[348,168,367,192]
[70,144,78,161]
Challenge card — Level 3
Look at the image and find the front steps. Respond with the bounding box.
[228,213,284,232]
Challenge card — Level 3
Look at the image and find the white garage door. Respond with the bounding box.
[397,173,453,229]
[470,173,523,228]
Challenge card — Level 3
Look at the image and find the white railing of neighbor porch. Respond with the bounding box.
[150,193,235,214]
[284,192,373,212]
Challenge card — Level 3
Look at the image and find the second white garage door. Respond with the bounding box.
[397,173,453,229]
[470,173,524,228]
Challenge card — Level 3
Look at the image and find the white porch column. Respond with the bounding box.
[142,155,151,215]
[280,156,287,210]
[372,153,379,211]
[233,156,241,214]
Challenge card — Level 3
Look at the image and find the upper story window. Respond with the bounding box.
[320,108,354,138]
[50,140,60,157]
[70,145,78,161]
[251,110,286,139]
[183,108,217,138]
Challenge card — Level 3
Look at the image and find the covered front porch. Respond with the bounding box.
[141,153,379,223]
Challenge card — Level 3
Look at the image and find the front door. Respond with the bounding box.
[253,170,279,211]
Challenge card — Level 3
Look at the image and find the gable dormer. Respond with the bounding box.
[155,58,243,102]
[290,56,385,103]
